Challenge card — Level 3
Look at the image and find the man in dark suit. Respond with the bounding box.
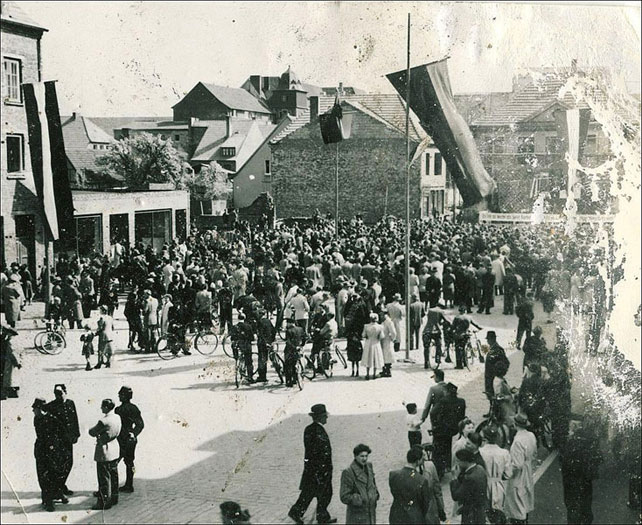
[515,293,535,349]
[289,404,336,524]
[420,369,448,422]
[388,447,432,524]
[484,331,509,416]
[431,382,466,478]
[46,384,80,497]
[450,448,488,524]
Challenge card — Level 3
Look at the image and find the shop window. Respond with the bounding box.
[6,134,24,172]
[75,215,103,257]
[135,210,171,252]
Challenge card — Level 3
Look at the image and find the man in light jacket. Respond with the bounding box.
[504,414,537,524]
[88,399,122,510]
[480,426,512,524]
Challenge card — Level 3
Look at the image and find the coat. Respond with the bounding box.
[505,428,537,520]
[389,466,431,524]
[480,443,512,512]
[88,410,122,462]
[2,282,24,324]
[1,338,20,390]
[421,461,445,524]
[450,463,488,524]
[381,317,396,364]
[299,422,332,491]
[361,323,384,368]
[340,461,380,524]
[386,302,404,343]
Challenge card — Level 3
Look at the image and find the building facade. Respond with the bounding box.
[1,2,48,277]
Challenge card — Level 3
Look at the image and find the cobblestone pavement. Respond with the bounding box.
[2,297,548,524]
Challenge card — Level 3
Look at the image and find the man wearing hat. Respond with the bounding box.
[32,397,69,511]
[46,384,80,496]
[1,324,21,399]
[115,386,145,492]
[425,267,442,308]
[88,398,122,510]
[289,404,336,524]
[450,448,489,525]
[504,414,537,524]
[2,272,24,328]
[220,501,251,524]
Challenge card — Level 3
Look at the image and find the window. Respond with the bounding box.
[265,159,271,174]
[585,134,598,154]
[174,134,180,142]
[434,153,443,175]
[200,200,213,215]
[3,58,21,103]
[445,167,452,187]
[221,147,236,157]
[281,95,287,102]
[6,134,24,172]
[545,136,563,154]
[424,153,431,175]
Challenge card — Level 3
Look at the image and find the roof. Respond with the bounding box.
[0,1,47,32]
[191,119,276,167]
[269,109,311,144]
[317,93,426,142]
[195,83,272,114]
[116,120,189,131]
[61,115,117,177]
[83,117,114,143]
[88,117,172,136]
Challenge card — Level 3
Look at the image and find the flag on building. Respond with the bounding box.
[22,81,75,241]
[319,93,353,144]
[386,58,497,208]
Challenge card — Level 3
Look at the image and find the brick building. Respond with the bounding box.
[1,2,48,276]
[271,95,427,223]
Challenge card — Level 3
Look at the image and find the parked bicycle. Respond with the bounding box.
[464,328,485,370]
[235,346,259,388]
[306,344,348,379]
[476,391,513,449]
[155,322,218,360]
[34,320,67,355]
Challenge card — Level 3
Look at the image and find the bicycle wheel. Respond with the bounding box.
[320,351,333,378]
[235,359,243,388]
[156,336,178,360]
[301,355,316,380]
[194,331,218,356]
[221,334,235,359]
[335,346,347,368]
[34,331,48,354]
[475,339,485,363]
[270,352,285,384]
[295,359,304,390]
[42,332,65,355]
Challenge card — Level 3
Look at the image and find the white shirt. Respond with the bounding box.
[406,413,423,432]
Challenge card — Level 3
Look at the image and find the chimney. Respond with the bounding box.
[250,75,262,95]
[226,115,233,137]
[309,96,319,119]
[571,59,578,74]
[338,82,344,95]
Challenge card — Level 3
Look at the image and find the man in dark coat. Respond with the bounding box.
[289,404,337,524]
[231,314,255,383]
[430,382,466,478]
[425,268,442,308]
[115,386,144,493]
[388,447,432,524]
[256,309,276,383]
[32,398,69,512]
[484,331,509,414]
[284,318,305,387]
[46,384,80,496]
[503,267,518,315]
[450,448,488,524]
[478,266,495,314]
[515,293,535,349]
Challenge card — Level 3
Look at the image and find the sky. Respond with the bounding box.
[16,1,641,117]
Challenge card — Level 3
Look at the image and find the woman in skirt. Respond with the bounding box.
[346,333,363,377]
[361,313,384,381]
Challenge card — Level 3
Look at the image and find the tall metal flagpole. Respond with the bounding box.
[404,13,412,361]
[335,142,339,237]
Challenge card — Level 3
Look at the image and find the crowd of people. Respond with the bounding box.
[1,212,640,522]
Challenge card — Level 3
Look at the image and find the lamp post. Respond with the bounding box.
[404,13,412,361]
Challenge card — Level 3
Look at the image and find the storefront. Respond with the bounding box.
[70,189,190,256]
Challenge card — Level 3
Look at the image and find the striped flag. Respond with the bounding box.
[22,81,75,241]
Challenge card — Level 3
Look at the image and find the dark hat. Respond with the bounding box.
[486,330,497,339]
[309,404,328,417]
[482,425,499,442]
[119,386,133,396]
[514,413,529,427]
[53,384,67,393]
[32,398,47,409]
[1,324,18,337]
[420,442,434,452]
[455,448,476,463]
[220,501,251,521]
[446,382,458,393]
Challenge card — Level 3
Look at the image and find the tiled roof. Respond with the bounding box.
[116,120,189,131]
[201,83,272,114]
[317,93,426,142]
[191,119,276,166]
[269,109,311,144]
[1,1,47,31]
[83,117,114,144]
[88,117,172,136]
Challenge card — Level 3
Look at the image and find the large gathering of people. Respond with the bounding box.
[1,212,640,523]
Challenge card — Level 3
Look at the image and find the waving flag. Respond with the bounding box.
[386,58,497,208]
[22,81,75,240]
[319,93,353,144]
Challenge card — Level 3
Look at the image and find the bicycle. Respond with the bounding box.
[267,344,285,384]
[476,392,513,449]
[156,323,218,360]
[234,344,259,388]
[464,328,485,370]
[34,320,67,355]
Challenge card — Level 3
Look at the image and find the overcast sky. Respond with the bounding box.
[17,1,641,117]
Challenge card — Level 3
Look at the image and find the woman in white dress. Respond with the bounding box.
[361,313,384,381]
[380,311,396,377]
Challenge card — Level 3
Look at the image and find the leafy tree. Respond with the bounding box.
[96,132,189,189]
[176,161,232,201]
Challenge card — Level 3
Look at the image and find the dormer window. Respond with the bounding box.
[221,147,236,157]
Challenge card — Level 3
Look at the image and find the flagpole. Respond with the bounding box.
[404,12,412,361]
[335,142,339,238]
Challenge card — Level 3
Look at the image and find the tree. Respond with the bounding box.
[96,132,189,189]
[176,161,232,201]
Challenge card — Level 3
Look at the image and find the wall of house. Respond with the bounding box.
[1,24,47,275]
[173,85,230,121]
[232,142,273,208]
[272,115,421,223]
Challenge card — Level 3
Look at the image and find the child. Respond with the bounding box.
[46,296,63,327]
[405,402,423,447]
[80,326,95,371]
